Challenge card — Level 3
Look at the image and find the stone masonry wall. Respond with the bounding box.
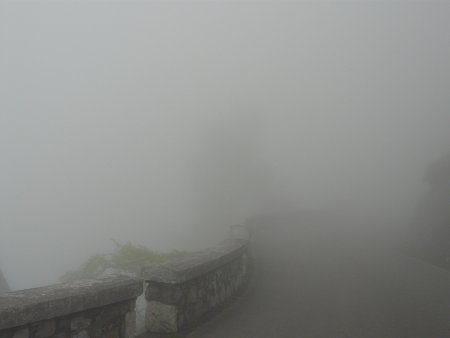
[0,276,142,338]
[142,239,250,333]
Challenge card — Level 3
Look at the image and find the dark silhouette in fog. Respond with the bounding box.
[190,113,274,247]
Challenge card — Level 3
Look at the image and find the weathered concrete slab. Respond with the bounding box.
[0,275,142,330]
[142,239,248,284]
[142,239,251,333]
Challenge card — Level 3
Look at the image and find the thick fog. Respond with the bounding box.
[1,1,450,291]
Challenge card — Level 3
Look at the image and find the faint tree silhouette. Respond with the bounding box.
[189,112,274,246]
[0,268,9,293]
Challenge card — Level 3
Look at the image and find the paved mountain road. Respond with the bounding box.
[189,219,450,338]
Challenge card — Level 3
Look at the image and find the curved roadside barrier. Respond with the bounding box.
[142,238,251,334]
[0,276,142,338]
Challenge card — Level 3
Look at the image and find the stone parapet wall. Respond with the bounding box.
[142,239,250,333]
[0,276,142,338]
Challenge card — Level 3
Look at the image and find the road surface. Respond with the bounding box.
[190,215,450,338]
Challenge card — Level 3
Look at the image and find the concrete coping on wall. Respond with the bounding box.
[0,275,143,330]
[142,239,249,284]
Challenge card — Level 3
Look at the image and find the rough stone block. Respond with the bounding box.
[12,329,28,338]
[53,333,69,338]
[35,320,56,337]
[71,330,89,338]
[101,327,120,338]
[70,317,91,331]
[0,329,13,338]
[145,301,178,333]
[124,311,136,338]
